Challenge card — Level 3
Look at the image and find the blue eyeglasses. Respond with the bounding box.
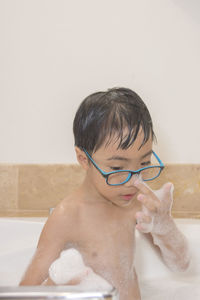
[83,149,164,186]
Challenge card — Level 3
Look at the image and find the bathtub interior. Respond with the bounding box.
[0,217,200,299]
[0,218,45,286]
[135,218,200,280]
[134,219,200,299]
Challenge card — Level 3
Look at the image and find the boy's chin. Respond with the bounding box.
[110,196,136,208]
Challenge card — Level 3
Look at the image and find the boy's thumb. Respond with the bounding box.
[164,182,174,193]
[162,182,174,200]
[154,182,174,201]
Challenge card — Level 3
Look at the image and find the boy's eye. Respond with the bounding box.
[110,166,122,171]
[141,161,151,167]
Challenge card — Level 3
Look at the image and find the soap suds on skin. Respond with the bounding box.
[136,181,174,235]
[49,248,112,291]
[136,181,191,272]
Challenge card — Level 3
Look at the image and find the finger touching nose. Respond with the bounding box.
[125,173,140,186]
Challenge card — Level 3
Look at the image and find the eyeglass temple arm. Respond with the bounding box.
[153,151,164,168]
[83,149,108,176]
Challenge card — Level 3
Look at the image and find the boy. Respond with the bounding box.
[20,88,190,300]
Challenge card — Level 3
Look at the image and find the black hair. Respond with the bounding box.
[73,87,156,154]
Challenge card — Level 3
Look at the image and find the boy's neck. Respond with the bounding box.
[77,175,112,206]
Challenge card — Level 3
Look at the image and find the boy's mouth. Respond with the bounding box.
[121,193,136,201]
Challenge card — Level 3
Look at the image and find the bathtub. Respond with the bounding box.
[0,217,200,300]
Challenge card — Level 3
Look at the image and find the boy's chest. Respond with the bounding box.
[67,214,136,286]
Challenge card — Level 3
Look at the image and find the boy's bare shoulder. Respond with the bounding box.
[39,192,82,243]
[51,192,82,223]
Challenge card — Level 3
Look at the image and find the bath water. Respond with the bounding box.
[140,278,200,300]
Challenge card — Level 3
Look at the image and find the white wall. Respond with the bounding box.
[0,0,200,164]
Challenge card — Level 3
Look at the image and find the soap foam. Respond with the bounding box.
[136,181,190,272]
[49,248,112,291]
[136,182,174,234]
[49,248,87,285]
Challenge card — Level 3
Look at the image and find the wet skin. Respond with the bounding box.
[20,131,154,300]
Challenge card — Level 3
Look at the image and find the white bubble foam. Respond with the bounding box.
[49,248,87,285]
[49,248,112,291]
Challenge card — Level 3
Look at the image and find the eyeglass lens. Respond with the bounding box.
[107,167,161,185]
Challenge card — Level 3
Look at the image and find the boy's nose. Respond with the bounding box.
[125,173,140,187]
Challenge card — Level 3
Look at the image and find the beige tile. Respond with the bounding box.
[0,165,18,209]
[18,164,85,210]
[148,164,200,217]
[0,162,200,218]
[0,209,49,217]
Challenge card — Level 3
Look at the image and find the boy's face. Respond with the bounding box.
[86,129,153,208]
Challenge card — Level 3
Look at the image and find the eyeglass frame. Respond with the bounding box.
[82,148,164,186]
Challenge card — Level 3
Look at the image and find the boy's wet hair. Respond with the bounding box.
[73,87,156,154]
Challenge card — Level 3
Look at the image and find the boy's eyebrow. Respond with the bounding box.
[107,156,130,161]
[107,150,153,161]
[141,150,153,159]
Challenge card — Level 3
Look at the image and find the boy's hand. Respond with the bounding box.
[134,180,174,235]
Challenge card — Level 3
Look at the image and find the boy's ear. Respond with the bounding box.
[75,147,89,170]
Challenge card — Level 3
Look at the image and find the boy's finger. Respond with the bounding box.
[134,180,160,205]
[135,211,152,224]
[164,182,174,195]
[154,182,174,202]
[137,194,160,213]
[134,179,153,196]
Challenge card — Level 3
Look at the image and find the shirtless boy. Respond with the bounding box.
[20,88,190,300]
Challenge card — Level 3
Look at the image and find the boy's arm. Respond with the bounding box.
[134,180,191,272]
[140,217,190,272]
[19,203,72,285]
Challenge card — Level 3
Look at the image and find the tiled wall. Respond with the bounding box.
[0,163,200,218]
